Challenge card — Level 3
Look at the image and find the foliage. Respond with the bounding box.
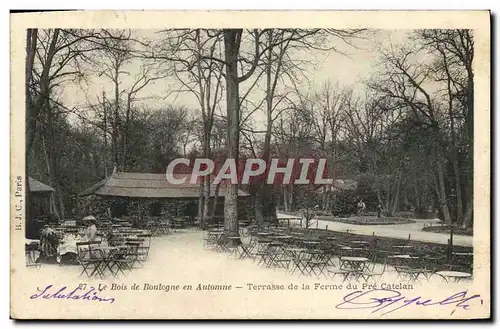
[331,190,359,217]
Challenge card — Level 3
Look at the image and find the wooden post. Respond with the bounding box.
[326,225,328,231]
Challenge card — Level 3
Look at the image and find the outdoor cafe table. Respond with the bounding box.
[453,252,473,256]
[273,235,293,241]
[339,256,369,271]
[349,240,370,246]
[435,271,472,283]
[393,245,414,251]
[452,252,473,263]
[388,254,420,266]
[302,241,321,247]
[388,254,419,260]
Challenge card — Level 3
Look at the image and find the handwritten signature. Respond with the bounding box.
[30,284,115,304]
[336,289,483,316]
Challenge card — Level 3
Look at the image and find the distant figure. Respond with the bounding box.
[39,224,59,263]
[377,203,383,218]
[357,199,366,215]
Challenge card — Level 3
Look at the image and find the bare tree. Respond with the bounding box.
[26,28,123,219]
[415,29,474,227]
[154,29,224,227]
[368,45,453,223]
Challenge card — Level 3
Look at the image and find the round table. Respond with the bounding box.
[453,252,473,256]
[274,236,293,240]
[303,241,321,248]
[340,256,369,271]
[393,245,413,250]
[435,271,472,283]
[350,240,369,245]
[389,254,419,260]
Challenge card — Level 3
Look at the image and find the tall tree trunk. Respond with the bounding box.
[112,70,120,167]
[390,169,402,216]
[223,29,240,236]
[254,189,264,224]
[462,196,473,229]
[385,178,391,212]
[102,91,108,177]
[210,183,221,219]
[436,153,452,224]
[414,182,421,213]
[322,185,328,210]
[202,132,211,222]
[121,94,131,171]
[25,29,38,227]
[203,174,211,219]
[41,132,60,220]
[283,186,289,212]
[198,178,205,224]
[444,58,464,223]
[462,67,474,229]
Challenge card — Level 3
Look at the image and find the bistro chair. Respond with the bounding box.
[136,234,152,262]
[76,241,104,278]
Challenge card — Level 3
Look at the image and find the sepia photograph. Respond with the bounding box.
[10,10,490,319]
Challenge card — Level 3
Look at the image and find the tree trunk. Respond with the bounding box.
[198,179,205,225]
[436,154,452,224]
[102,91,108,177]
[390,169,402,216]
[121,94,131,171]
[283,186,289,212]
[202,131,211,221]
[462,196,473,229]
[254,189,264,224]
[112,69,120,167]
[203,174,211,219]
[41,131,60,220]
[444,60,464,223]
[223,29,241,236]
[322,185,328,210]
[210,183,221,219]
[385,178,391,212]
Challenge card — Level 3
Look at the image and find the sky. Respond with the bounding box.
[61,29,411,128]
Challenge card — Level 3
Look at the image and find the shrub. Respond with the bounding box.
[331,190,358,217]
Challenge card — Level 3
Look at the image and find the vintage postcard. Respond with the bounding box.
[10,10,490,319]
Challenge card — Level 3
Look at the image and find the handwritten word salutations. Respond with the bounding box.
[336,288,483,316]
[30,285,115,304]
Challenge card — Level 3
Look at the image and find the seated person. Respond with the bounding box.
[86,218,98,242]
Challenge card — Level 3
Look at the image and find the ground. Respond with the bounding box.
[277,213,472,247]
[422,226,474,236]
[317,215,415,225]
[19,229,477,319]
